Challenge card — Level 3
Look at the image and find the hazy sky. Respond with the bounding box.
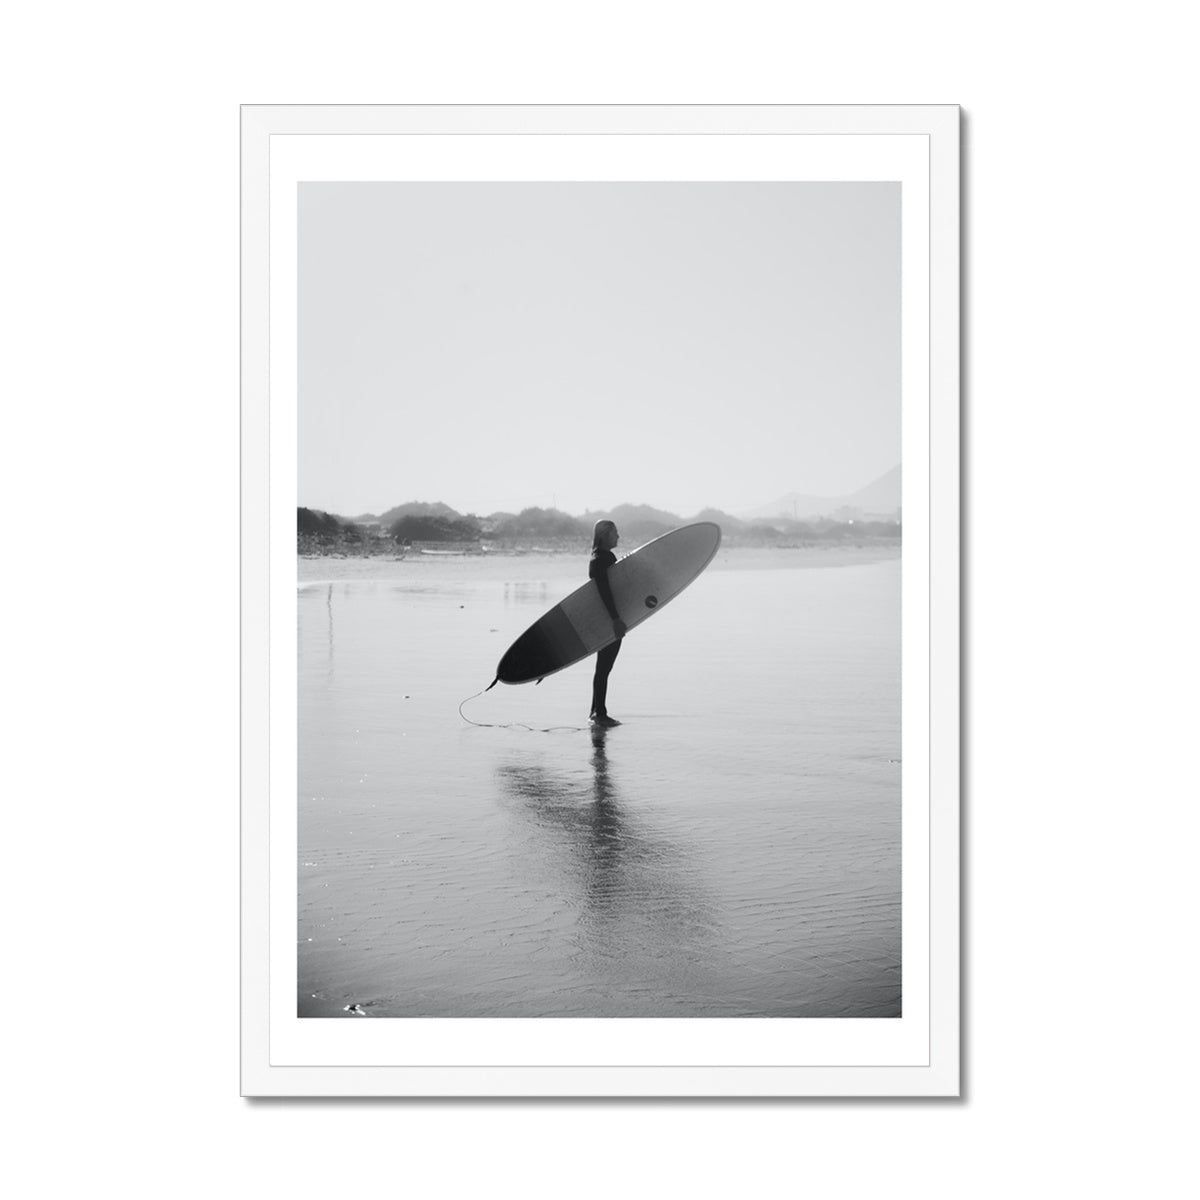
[299,182,899,517]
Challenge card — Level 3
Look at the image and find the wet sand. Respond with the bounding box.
[298,547,900,1017]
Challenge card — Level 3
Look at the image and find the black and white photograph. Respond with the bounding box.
[240,105,960,1095]
[296,178,903,1019]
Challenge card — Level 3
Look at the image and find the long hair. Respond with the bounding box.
[592,519,616,552]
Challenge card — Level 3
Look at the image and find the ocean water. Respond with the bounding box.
[298,550,900,1018]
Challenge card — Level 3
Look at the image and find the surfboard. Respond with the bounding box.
[495,522,722,685]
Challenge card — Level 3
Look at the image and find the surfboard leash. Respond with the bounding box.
[456,678,498,725]
[458,679,587,733]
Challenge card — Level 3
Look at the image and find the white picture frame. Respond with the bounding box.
[240,103,960,1097]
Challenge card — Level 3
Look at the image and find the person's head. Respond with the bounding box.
[592,519,619,551]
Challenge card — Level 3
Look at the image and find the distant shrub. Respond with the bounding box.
[389,514,481,542]
[297,507,343,538]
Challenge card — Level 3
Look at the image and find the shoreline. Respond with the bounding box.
[298,542,900,583]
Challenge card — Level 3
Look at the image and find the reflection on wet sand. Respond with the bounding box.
[497,729,714,977]
[503,580,551,605]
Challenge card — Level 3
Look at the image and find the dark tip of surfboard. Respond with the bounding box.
[485,676,499,692]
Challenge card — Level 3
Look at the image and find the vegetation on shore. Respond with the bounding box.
[298,501,901,557]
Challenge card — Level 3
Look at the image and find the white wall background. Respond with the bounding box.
[5,3,1195,1197]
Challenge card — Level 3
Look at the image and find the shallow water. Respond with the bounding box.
[298,550,900,1017]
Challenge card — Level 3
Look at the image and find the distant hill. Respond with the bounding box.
[741,465,901,521]
[490,507,587,539]
[583,502,681,543]
[376,500,463,527]
[846,465,901,514]
[691,507,744,531]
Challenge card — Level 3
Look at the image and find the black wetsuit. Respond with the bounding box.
[589,548,622,719]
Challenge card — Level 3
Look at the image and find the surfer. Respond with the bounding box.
[589,520,627,727]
